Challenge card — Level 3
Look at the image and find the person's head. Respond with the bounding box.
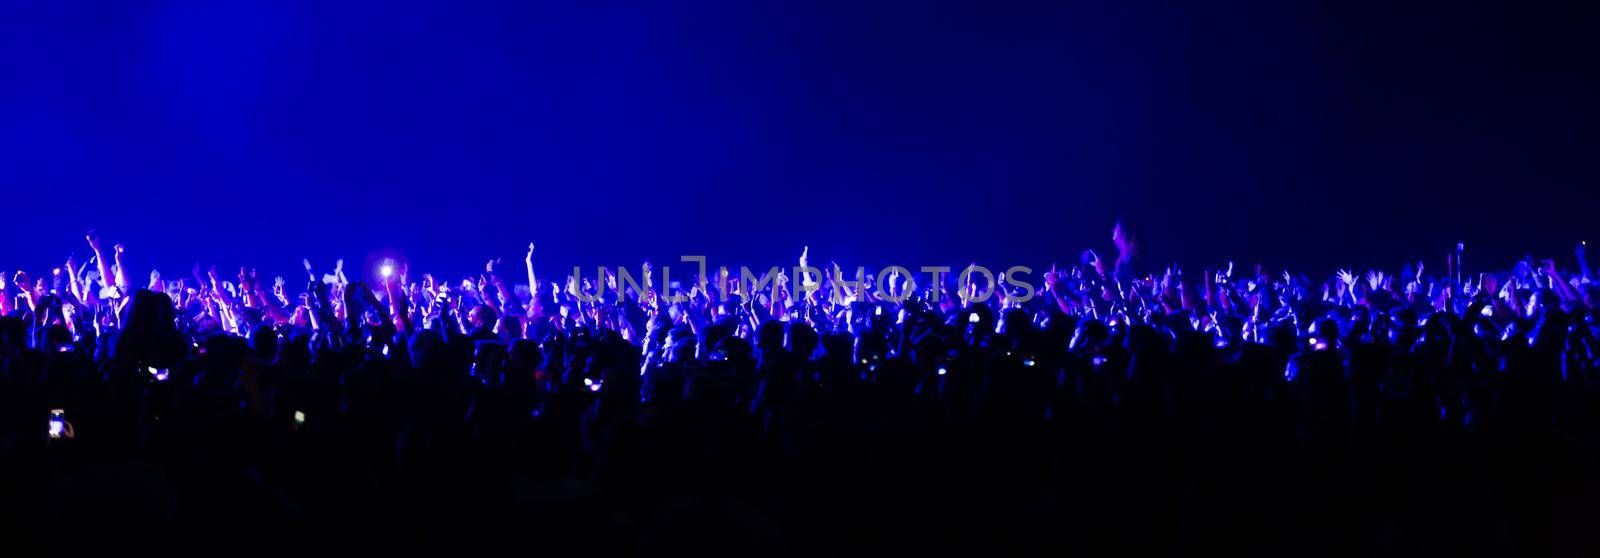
[472,340,508,382]
[1420,312,1452,345]
[853,329,888,367]
[408,329,444,370]
[754,320,785,357]
[1308,317,1340,351]
[508,338,545,374]
[999,308,1031,336]
[713,335,752,366]
[1266,320,1299,352]
[278,331,312,369]
[469,304,497,330]
[497,314,523,341]
[785,321,818,359]
[41,322,73,353]
[114,289,184,369]
[665,327,697,363]
[701,320,734,354]
[249,325,278,361]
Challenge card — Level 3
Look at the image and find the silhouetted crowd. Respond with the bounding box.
[1,229,1596,555]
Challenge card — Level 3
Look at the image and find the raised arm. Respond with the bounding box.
[112,243,129,290]
[385,268,413,333]
[483,258,510,313]
[1578,242,1592,284]
[86,230,114,294]
[798,246,814,292]
[64,255,85,302]
[524,242,537,298]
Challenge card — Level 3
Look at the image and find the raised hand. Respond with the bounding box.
[1335,269,1356,289]
[85,229,101,252]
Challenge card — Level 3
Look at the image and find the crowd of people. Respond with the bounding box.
[1,226,1596,554]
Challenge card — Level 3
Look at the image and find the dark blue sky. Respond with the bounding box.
[3,0,1595,281]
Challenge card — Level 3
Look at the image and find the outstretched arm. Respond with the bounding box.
[1578,242,1592,284]
[483,258,512,313]
[798,246,814,291]
[385,270,413,333]
[65,255,85,302]
[86,231,114,294]
[524,242,537,298]
[112,243,129,290]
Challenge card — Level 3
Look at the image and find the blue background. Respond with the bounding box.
[2,0,1595,282]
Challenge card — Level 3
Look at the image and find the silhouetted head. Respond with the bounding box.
[249,325,278,361]
[409,329,445,370]
[114,289,184,369]
[785,321,818,359]
[755,320,785,357]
